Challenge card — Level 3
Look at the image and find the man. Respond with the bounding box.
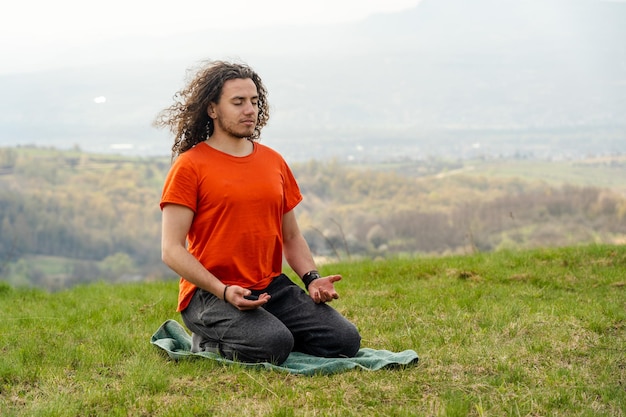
[155,60,361,365]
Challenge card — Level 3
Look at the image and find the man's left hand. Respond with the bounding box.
[308,274,341,304]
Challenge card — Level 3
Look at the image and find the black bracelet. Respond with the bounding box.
[223,285,230,303]
[302,270,321,290]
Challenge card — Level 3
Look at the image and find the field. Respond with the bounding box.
[1,244,624,416]
[464,156,626,192]
[373,155,626,193]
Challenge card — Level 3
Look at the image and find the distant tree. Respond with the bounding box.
[366,224,388,249]
[101,252,136,276]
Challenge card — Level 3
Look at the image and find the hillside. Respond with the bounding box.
[1,146,626,290]
[1,245,624,415]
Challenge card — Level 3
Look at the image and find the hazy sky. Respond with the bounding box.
[1,0,421,74]
[1,0,624,158]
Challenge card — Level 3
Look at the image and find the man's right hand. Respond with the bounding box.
[224,285,270,311]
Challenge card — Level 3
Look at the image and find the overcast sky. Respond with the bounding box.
[0,0,421,74]
[1,0,624,158]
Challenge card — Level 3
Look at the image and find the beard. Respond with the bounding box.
[214,118,256,139]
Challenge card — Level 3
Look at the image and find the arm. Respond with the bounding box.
[161,203,269,310]
[282,210,340,303]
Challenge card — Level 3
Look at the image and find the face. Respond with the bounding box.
[208,78,259,139]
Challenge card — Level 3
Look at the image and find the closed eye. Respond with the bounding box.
[231,99,258,106]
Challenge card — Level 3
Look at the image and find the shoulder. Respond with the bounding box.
[176,143,207,162]
[255,142,287,164]
[170,143,210,171]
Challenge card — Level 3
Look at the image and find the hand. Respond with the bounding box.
[224,285,270,311]
[308,274,341,304]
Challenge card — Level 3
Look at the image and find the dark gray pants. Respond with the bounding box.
[181,274,361,365]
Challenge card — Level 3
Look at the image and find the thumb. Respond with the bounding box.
[327,274,342,283]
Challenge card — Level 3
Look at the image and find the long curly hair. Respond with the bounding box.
[154,60,270,158]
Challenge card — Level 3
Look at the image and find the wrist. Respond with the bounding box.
[223,285,230,303]
[302,270,321,290]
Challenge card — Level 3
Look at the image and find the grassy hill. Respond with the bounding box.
[1,244,624,416]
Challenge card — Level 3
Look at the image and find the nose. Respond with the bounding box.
[243,101,256,115]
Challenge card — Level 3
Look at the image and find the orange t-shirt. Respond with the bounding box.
[160,142,303,311]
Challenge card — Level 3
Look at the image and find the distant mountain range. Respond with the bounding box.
[1,0,624,162]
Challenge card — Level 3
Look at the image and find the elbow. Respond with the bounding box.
[283,230,301,246]
[161,250,170,268]
[161,243,176,268]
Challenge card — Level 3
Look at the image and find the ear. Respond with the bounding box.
[207,104,216,118]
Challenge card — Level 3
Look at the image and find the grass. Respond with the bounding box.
[374,155,626,194]
[462,157,626,191]
[1,244,625,416]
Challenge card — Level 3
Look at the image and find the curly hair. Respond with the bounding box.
[154,60,270,158]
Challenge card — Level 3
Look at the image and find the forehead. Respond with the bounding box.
[221,78,258,99]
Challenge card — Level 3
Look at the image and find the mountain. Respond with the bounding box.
[0,0,624,161]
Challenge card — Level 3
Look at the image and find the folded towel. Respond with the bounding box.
[151,319,419,376]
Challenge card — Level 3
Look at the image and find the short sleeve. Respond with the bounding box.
[282,161,303,213]
[160,155,199,213]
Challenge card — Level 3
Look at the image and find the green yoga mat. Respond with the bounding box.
[151,319,419,376]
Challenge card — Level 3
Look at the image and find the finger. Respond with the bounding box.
[327,275,342,283]
[239,299,268,311]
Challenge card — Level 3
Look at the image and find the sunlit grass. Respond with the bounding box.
[1,244,625,416]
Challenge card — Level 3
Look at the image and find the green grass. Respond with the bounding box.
[1,244,625,416]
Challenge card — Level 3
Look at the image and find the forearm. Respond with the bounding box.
[162,244,226,299]
[161,204,228,299]
[283,234,317,279]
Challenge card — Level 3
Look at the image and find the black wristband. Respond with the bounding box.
[223,285,230,303]
[302,270,321,290]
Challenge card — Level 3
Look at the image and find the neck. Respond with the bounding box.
[205,135,253,157]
